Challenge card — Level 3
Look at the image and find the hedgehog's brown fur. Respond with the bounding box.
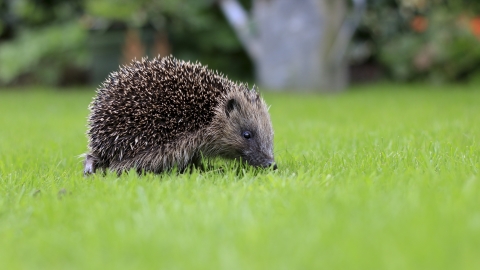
[84,55,275,175]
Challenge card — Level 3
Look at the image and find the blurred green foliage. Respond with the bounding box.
[0,0,86,85]
[2,0,480,86]
[0,0,252,86]
[84,0,252,84]
[84,0,216,28]
[0,23,87,85]
[362,0,480,82]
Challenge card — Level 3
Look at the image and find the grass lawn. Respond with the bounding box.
[0,84,479,269]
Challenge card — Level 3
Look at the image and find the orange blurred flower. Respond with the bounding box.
[411,16,428,33]
[470,17,480,37]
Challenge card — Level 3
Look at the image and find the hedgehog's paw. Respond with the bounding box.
[83,154,96,176]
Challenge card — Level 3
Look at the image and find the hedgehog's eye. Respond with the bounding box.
[242,131,252,140]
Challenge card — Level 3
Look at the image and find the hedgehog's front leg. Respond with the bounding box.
[189,153,219,173]
[191,153,205,171]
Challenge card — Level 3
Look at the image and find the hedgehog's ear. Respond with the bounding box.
[226,98,238,117]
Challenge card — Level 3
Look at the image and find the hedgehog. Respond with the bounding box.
[83,55,276,175]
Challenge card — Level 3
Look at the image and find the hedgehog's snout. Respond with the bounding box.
[265,161,278,170]
[256,158,277,170]
[256,148,276,170]
[241,152,276,170]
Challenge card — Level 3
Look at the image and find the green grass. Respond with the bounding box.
[0,84,479,269]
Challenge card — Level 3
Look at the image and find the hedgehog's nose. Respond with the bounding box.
[267,161,277,170]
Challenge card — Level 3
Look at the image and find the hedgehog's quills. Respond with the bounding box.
[84,55,276,175]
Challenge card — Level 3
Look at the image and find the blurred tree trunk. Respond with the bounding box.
[219,0,366,92]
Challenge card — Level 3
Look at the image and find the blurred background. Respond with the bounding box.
[0,0,479,92]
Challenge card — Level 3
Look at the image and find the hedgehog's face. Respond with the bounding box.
[213,90,276,169]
